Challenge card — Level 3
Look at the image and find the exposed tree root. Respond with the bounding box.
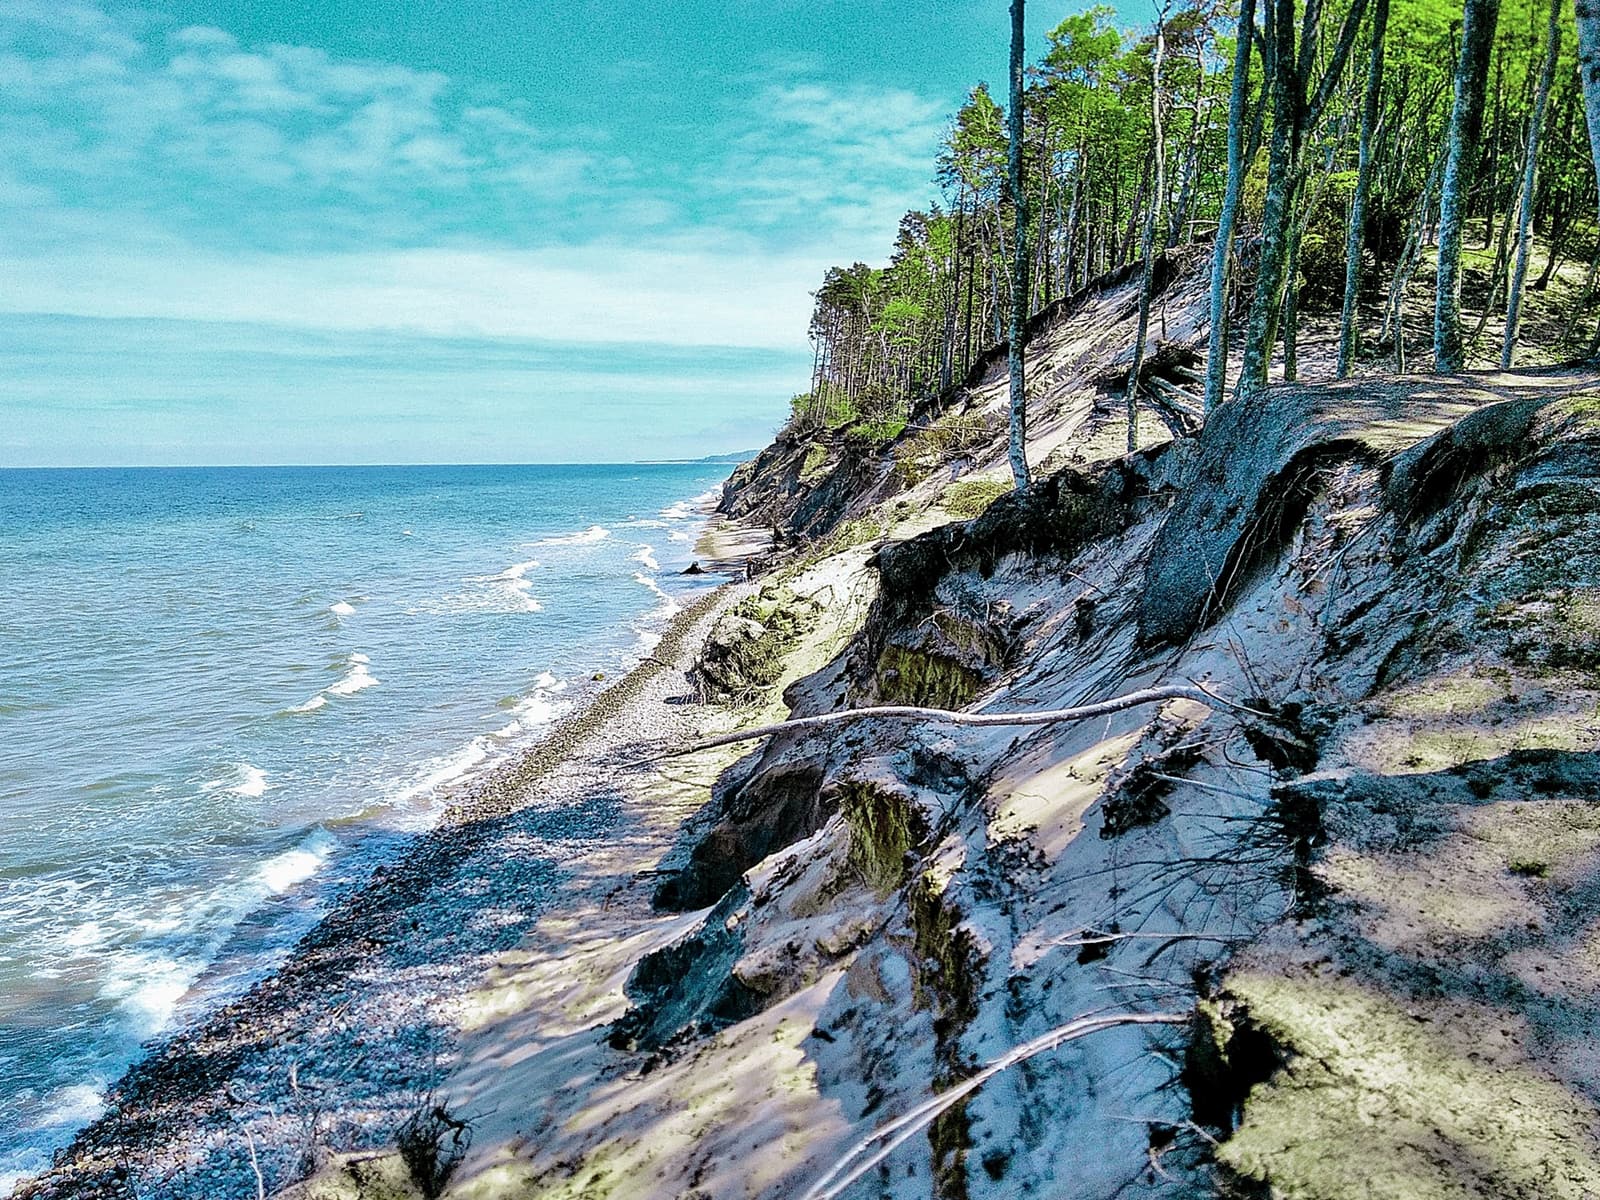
[798,1011,1190,1200]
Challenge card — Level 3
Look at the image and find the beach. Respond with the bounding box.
[15,557,758,1199]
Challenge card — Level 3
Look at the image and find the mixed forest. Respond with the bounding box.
[794,0,1600,474]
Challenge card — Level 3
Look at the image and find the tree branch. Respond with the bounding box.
[799,1011,1191,1200]
[635,684,1260,764]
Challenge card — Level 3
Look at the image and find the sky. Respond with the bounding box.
[0,0,1134,466]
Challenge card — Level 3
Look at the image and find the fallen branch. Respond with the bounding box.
[634,684,1256,764]
[245,1129,266,1200]
[798,1010,1190,1200]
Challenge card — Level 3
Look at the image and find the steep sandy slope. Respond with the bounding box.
[289,256,1600,1200]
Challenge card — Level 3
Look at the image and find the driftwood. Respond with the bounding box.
[799,1010,1191,1200]
[637,684,1253,764]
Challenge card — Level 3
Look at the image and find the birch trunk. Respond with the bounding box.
[1204,0,1257,412]
[1338,0,1389,377]
[1433,0,1502,372]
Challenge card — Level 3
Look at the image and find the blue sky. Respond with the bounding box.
[0,0,1129,465]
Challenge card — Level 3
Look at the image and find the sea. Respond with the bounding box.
[0,462,730,1190]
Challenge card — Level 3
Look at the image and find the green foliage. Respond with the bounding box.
[799,443,831,483]
[848,415,909,445]
[941,477,1011,519]
[895,410,996,489]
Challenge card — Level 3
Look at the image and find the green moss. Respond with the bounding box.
[799,443,831,483]
[875,645,982,709]
[1218,973,1600,1199]
[941,478,1011,520]
[841,782,921,894]
[907,870,984,1198]
[702,586,818,704]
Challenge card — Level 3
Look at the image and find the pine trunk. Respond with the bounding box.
[1238,0,1299,399]
[1006,0,1031,489]
[1127,15,1167,453]
[1579,0,1600,251]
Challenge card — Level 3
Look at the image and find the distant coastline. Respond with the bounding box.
[638,450,757,465]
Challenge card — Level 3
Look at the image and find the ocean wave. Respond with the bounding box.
[659,488,721,521]
[533,525,609,547]
[327,653,378,696]
[329,600,356,617]
[491,673,571,739]
[199,763,269,798]
[414,558,545,616]
[619,518,669,529]
[668,530,691,543]
[632,545,661,572]
[97,949,198,1040]
[256,827,337,895]
[633,572,682,616]
[285,694,327,714]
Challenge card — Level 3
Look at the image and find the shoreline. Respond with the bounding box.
[14,555,751,1199]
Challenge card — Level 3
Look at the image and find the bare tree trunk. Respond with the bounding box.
[1434,0,1503,372]
[1338,0,1389,377]
[1006,0,1031,488]
[1238,0,1300,398]
[1204,0,1257,411]
[1127,12,1168,452]
[1501,0,1558,372]
[1577,0,1600,337]
[1203,0,1254,412]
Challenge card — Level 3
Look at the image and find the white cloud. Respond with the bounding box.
[0,2,952,355]
[0,233,830,349]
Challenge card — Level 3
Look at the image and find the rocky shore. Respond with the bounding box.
[16,582,751,1200]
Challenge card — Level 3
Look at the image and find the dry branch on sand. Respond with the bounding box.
[637,684,1262,763]
[798,1011,1191,1200]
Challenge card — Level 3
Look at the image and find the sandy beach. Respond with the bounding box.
[16,572,755,1200]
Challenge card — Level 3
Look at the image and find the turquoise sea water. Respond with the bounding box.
[0,463,728,1188]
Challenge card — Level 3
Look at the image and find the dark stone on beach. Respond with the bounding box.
[682,560,707,574]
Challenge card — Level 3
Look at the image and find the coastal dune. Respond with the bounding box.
[21,253,1600,1200]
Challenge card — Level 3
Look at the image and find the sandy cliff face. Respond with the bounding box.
[272,263,1600,1199]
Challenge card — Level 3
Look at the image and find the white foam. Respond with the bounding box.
[230,765,268,798]
[632,545,661,572]
[634,571,682,616]
[36,1083,107,1128]
[286,694,327,713]
[199,762,269,797]
[659,488,721,521]
[533,524,609,546]
[63,921,106,951]
[620,518,669,529]
[668,530,691,543]
[329,600,356,617]
[390,739,496,808]
[327,654,378,696]
[256,828,336,895]
[97,950,197,1039]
